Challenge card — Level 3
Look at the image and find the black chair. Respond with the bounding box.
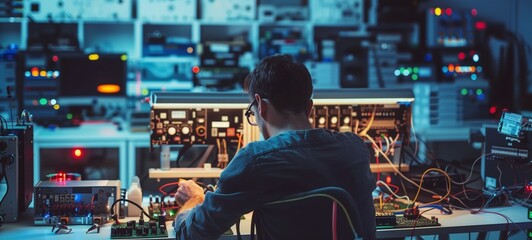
[240,187,364,240]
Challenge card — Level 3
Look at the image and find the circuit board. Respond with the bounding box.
[110,219,168,239]
[376,213,440,229]
[374,202,410,212]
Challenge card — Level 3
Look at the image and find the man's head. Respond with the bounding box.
[244,54,313,138]
[245,54,313,114]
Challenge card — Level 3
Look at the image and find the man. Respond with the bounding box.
[174,54,376,239]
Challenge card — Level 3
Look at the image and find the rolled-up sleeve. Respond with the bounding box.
[174,149,260,240]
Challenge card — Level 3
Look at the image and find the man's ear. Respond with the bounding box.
[255,93,268,120]
[306,99,314,118]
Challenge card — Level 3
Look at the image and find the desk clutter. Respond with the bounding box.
[1,92,531,239]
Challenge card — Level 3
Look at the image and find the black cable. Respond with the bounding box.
[110,198,156,221]
[6,86,14,131]
[0,115,7,135]
[402,147,424,166]
[176,144,192,168]
[0,163,8,209]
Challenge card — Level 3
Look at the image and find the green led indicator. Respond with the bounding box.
[528,229,532,238]
[476,89,483,95]
[141,88,149,96]
[413,67,420,73]
[528,208,532,219]
[411,74,419,81]
[39,98,47,105]
[407,67,412,73]
[66,113,73,120]
[461,88,468,95]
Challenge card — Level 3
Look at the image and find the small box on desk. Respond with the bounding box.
[34,180,120,225]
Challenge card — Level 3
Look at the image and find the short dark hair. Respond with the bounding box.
[244,54,313,114]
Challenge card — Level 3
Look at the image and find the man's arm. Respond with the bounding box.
[173,180,206,239]
[173,149,260,240]
[175,180,205,211]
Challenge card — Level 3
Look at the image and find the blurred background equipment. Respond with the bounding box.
[18,51,127,126]
[0,121,33,223]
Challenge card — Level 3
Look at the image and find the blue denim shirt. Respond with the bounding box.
[174,128,376,239]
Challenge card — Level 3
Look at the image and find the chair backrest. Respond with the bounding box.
[250,187,363,240]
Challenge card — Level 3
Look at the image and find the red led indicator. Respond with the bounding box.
[52,55,59,62]
[386,176,392,184]
[475,21,487,30]
[58,172,65,182]
[445,8,452,16]
[489,106,497,115]
[458,52,466,61]
[192,66,200,74]
[471,9,478,16]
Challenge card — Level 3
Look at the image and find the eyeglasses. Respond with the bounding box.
[245,99,257,126]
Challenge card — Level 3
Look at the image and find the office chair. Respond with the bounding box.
[239,187,364,240]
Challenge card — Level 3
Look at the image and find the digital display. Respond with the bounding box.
[171,110,186,119]
[498,112,523,137]
[212,121,230,128]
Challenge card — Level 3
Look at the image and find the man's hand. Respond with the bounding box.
[175,180,205,211]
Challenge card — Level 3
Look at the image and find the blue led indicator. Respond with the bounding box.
[394,70,401,76]
[424,53,433,62]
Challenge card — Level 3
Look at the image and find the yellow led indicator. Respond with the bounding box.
[88,54,100,61]
[40,70,47,77]
[435,8,442,16]
[53,104,60,110]
[121,54,128,61]
[97,84,121,94]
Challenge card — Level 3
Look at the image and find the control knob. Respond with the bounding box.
[181,126,191,135]
[167,127,177,135]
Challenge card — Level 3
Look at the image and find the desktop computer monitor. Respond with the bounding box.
[19,51,127,126]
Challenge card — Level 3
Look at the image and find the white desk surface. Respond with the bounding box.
[148,164,410,179]
[377,206,532,239]
[1,206,530,239]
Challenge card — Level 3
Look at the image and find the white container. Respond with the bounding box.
[127,176,143,217]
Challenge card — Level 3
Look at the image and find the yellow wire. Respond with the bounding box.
[358,105,377,137]
[222,139,227,154]
[236,133,243,153]
[365,135,441,199]
[216,138,221,155]
[411,168,452,206]
[379,193,383,211]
